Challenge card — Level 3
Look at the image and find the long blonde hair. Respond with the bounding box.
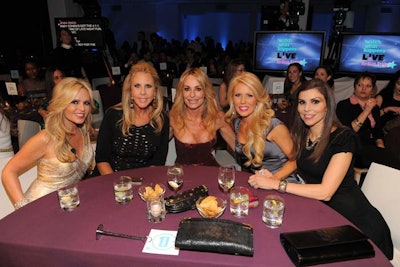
[225,72,275,168]
[169,68,221,138]
[46,77,94,162]
[116,61,165,136]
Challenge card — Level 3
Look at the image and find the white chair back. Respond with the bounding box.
[361,162,400,266]
[165,138,176,166]
[17,120,41,149]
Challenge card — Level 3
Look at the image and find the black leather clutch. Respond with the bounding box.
[280,225,375,267]
[164,185,209,213]
[175,217,254,256]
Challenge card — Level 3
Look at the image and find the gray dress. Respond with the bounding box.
[234,117,298,183]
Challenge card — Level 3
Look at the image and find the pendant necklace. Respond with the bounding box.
[305,135,321,150]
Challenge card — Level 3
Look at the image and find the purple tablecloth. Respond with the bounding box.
[0,166,392,267]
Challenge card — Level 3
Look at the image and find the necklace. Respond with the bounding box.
[305,136,320,150]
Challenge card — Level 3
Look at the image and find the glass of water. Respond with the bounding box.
[58,182,80,211]
[113,176,133,204]
[262,195,285,228]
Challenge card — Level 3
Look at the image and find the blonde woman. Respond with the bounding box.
[95,61,169,174]
[169,68,234,166]
[2,77,95,209]
[225,71,298,183]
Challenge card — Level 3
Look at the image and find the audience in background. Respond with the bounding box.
[169,67,235,166]
[38,67,66,119]
[336,72,400,170]
[313,65,335,90]
[17,58,46,108]
[0,95,13,158]
[225,72,298,183]
[218,58,246,112]
[2,78,95,209]
[95,62,169,174]
[249,79,393,260]
[48,28,87,80]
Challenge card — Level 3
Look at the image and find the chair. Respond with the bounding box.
[165,138,176,166]
[17,120,41,149]
[92,90,104,129]
[361,162,400,267]
[91,77,113,91]
[215,149,241,171]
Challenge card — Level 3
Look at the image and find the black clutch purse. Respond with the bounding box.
[164,185,208,213]
[280,225,375,267]
[175,217,254,256]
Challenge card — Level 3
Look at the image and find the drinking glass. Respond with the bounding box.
[113,176,133,204]
[218,165,235,194]
[58,182,80,211]
[277,98,289,114]
[262,195,285,228]
[167,164,184,191]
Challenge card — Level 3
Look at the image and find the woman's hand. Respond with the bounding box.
[364,98,377,112]
[248,168,277,189]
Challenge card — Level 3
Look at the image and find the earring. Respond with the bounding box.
[232,110,236,115]
[130,99,134,108]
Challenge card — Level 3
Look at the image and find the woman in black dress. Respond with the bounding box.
[248,79,393,260]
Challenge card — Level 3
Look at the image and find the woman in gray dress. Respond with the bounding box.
[225,71,299,183]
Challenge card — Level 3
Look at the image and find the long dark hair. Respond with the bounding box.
[284,62,307,99]
[380,70,400,94]
[290,79,343,162]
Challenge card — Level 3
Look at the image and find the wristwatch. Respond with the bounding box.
[278,179,288,193]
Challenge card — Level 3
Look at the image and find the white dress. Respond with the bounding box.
[25,130,94,202]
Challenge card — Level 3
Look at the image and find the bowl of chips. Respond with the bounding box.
[138,183,166,201]
[196,196,226,218]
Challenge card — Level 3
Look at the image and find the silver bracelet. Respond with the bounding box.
[14,198,29,210]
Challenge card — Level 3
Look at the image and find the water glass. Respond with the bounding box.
[229,186,250,217]
[113,176,133,204]
[146,198,166,223]
[262,195,285,228]
[58,182,80,211]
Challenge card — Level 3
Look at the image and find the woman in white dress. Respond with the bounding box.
[2,77,96,209]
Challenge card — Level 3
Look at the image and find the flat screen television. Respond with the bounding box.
[253,31,326,74]
[54,17,105,49]
[337,32,400,76]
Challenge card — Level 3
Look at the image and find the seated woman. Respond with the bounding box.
[218,58,246,112]
[313,65,334,90]
[2,77,96,209]
[95,61,169,175]
[249,79,393,260]
[376,70,400,132]
[336,71,400,170]
[376,70,400,160]
[225,71,298,183]
[283,62,307,104]
[169,68,235,166]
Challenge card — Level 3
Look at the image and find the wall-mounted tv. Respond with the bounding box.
[253,31,326,74]
[55,17,105,49]
[337,32,400,76]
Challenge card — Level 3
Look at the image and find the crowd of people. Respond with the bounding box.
[0,32,399,261]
